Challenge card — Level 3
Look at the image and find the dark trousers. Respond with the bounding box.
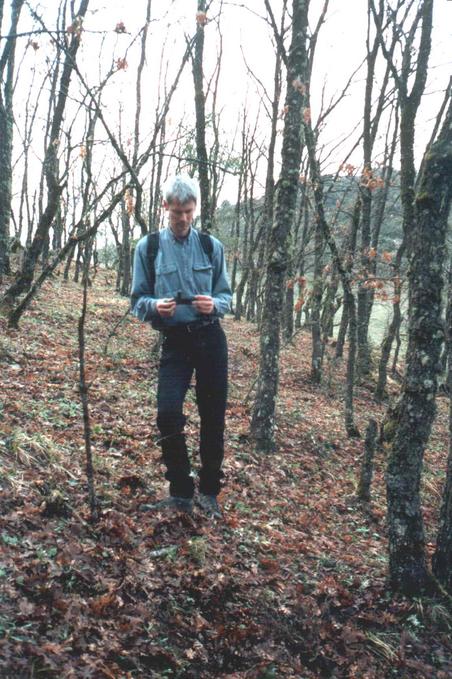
[156,323,228,498]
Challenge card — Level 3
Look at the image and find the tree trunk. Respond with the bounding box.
[432,359,452,593]
[335,195,361,359]
[192,0,211,232]
[251,0,309,452]
[2,0,90,308]
[432,205,452,595]
[0,0,25,282]
[387,98,451,595]
[356,181,373,376]
[374,257,404,401]
[120,197,131,297]
[357,419,378,501]
[310,219,324,382]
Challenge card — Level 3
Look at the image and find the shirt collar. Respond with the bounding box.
[169,225,193,243]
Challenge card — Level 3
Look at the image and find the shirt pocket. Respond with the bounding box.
[193,263,213,294]
[155,262,179,296]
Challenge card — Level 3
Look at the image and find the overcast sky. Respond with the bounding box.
[7,0,452,205]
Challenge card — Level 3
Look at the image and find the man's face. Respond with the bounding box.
[164,199,196,239]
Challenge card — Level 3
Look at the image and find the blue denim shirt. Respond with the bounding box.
[131,227,232,328]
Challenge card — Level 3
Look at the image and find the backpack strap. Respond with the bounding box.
[198,231,214,264]
[146,231,160,295]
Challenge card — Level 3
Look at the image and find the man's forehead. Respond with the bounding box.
[167,199,196,211]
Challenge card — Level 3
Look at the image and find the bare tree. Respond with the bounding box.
[356,0,396,376]
[387,95,451,595]
[251,0,309,452]
[2,0,90,306]
[192,1,211,231]
[0,0,25,281]
[370,0,433,397]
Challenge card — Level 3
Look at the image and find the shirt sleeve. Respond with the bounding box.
[130,237,158,322]
[211,239,233,316]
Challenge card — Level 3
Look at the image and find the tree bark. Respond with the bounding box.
[251,0,309,452]
[310,216,324,382]
[335,196,361,359]
[387,97,452,595]
[192,0,211,232]
[432,156,452,595]
[432,342,452,592]
[357,419,378,501]
[2,0,90,307]
[0,0,25,281]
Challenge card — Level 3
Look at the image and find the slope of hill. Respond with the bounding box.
[0,272,450,678]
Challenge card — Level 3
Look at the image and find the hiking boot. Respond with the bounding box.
[141,496,194,514]
[196,493,222,518]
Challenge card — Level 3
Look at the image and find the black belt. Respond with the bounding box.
[162,318,220,335]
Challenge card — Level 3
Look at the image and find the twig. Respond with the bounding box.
[103,307,131,355]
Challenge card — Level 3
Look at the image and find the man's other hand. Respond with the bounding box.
[192,295,215,315]
[156,298,176,317]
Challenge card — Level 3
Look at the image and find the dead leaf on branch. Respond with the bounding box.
[196,11,208,26]
[116,57,128,71]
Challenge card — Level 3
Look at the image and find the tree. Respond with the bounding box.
[2,0,90,306]
[356,0,396,376]
[0,0,25,282]
[386,94,451,594]
[251,0,309,452]
[371,0,433,397]
[192,0,211,232]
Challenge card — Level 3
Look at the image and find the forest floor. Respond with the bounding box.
[0,271,451,679]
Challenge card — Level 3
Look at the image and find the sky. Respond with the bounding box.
[85,0,452,186]
[4,0,452,211]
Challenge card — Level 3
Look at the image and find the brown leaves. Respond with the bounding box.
[124,189,134,215]
[0,272,449,679]
[89,591,119,616]
[361,166,385,190]
[66,17,83,39]
[292,77,306,95]
[114,21,126,33]
[294,296,305,313]
[116,57,128,71]
[196,11,208,26]
[340,163,356,177]
[280,105,289,118]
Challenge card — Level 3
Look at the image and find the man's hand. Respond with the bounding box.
[156,298,176,317]
[192,295,215,315]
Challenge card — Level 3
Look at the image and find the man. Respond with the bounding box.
[131,175,232,517]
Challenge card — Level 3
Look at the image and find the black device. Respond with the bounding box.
[175,291,194,305]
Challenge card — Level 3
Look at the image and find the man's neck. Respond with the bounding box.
[169,225,192,241]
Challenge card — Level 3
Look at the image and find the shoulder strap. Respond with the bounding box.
[198,231,213,263]
[146,231,160,295]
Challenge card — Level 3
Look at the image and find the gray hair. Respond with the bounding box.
[163,174,199,204]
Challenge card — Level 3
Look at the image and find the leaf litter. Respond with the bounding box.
[0,272,450,678]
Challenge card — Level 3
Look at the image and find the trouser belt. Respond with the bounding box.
[162,318,220,335]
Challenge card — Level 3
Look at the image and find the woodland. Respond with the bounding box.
[0,0,452,677]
